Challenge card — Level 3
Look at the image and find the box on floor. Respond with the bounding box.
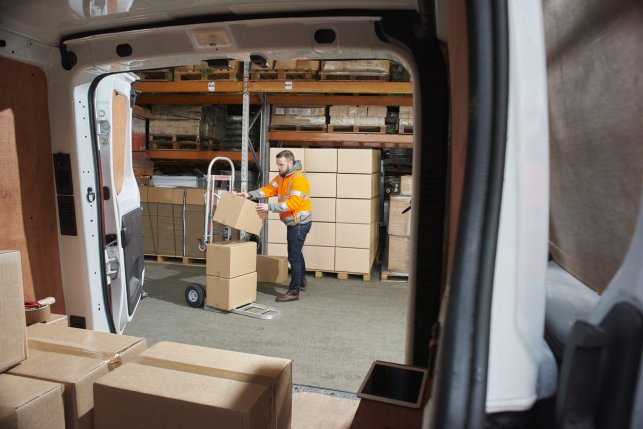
[7,350,109,429]
[388,195,412,236]
[0,373,65,429]
[206,241,257,278]
[0,250,27,372]
[257,255,289,284]
[388,235,410,273]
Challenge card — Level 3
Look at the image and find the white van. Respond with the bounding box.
[0,1,640,427]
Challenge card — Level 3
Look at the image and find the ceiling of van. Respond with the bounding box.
[0,0,418,46]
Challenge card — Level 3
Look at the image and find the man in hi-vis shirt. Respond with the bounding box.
[239,150,312,302]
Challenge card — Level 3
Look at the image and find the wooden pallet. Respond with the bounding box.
[148,134,214,151]
[327,125,386,134]
[251,70,316,81]
[398,124,414,134]
[174,69,239,81]
[136,68,173,81]
[270,124,327,132]
[145,254,206,265]
[310,270,371,282]
[318,72,389,81]
[380,268,409,281]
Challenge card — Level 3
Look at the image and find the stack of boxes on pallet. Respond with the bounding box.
[149,105,226,147]
[271,106,327,130]
[1,249,293,429]
[266,148,380,275]
[387,176,413,274]
[328,105,388,130]
[398,106,414,134]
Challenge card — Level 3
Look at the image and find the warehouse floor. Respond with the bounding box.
[124,261,408,393]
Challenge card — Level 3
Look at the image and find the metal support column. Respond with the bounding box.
[240,61,250,240]
[258,94,271,254]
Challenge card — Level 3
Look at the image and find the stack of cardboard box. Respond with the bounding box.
[206,241,258,311]
[321,60,391,79]
[387,175,413,273]
[271,106,327,128]
[398,106,414,133]
[266,148,380,275]
[329,105,388,127]
[149,105,226,142]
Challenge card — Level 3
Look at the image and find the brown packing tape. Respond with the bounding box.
[135,355,277,423]
[28,340,123,371]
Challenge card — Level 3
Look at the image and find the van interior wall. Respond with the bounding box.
[544,0,643,293]
[0,56,65,313]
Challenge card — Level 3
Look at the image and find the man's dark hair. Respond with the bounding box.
[276,150,295,163]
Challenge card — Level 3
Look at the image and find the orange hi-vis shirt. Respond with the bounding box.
[255,169,312,226]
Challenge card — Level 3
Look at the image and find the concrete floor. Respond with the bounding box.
[124,261,408,393]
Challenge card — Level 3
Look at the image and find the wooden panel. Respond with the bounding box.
[112,92,127,194]
[446,0,469,278]
[0,56,65,313]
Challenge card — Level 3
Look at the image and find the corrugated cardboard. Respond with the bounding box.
[268,219,287,244]
[25,305,51,326]
[388,235,410,273]
[303,246,335,271]
[267,243,288,258]
[337,149,381,174]
[388,195,412,236]
[304,148,338,172]
[305,222,336,247]
[206,241,257,278]
[93,362,271,429]
[257,255,289,284]
[335,198,379,224]
[334,247,373,274]
[26,323,147,371]
[213,192,267,235]
[206,272,257,311]
[307,173,337,198]
[270,147,305,171]
[0,250,28,372]
[335,222,377,249]
[337,173,379,199]
[8,350,109,429]
[311,197,336,223]
[136,341,292,429]
[400,175,413,196]
[0,373,65,429]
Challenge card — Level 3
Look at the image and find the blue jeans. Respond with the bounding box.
[287,222,312,290]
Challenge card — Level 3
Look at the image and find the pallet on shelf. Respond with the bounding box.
[327,124,386,134]
[251,70,316,81]
[398,124,414,134]
[318,72,389,82]
[136,68,173,81]
[270,124,327,132]
[145,254,206,266]
[148,134,214,151]
[174,63,240,81]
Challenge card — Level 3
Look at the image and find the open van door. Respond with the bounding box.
[92,73,144,334]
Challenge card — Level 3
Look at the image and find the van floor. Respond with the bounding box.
[124,261,408,393]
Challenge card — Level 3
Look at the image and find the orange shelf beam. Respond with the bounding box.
[268,131,413,148]
[146,150,258,163]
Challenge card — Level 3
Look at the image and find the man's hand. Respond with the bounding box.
[237,191,249,199]
[256,203,269,212]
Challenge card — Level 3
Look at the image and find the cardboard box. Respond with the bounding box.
[311,197,336,223]
[336,173,379,199]
[270,147,305,171]
[305,222,335,247]
[268,219,287,244]
[257,255,289,284]
[266,244,335,271]
[388,195,412,236]
[0,373,65,429]
[400,175,413,196]
[25,305,51,326]
[307,173,337,198]
[136,341,292,429]
[8,350,109,429]
[335,198,378,224]
[213,192,267,235]
[0,250,28,372]
[304,148,338,172]
[388,235,410,273]
[335,222,377,249]
[206,272,257,311]
[267,243,288,258]
[206,241,257,278]
[26,323,147,371]
[93,362,271,429]
[334,247,374,274]
[337,149,380,174]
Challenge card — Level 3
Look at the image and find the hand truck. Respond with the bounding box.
[184,157,281,320]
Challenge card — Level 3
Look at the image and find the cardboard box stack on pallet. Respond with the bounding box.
[271,106,327,129]
[1,250,293,429]
[266,148,380,275]
[328,105,388,128]
[387,175,413,273]
[398,106,414,134]
[320,60,391,80]
[149,105,226,143]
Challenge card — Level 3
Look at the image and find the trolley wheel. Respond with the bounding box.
[185,283,205,308]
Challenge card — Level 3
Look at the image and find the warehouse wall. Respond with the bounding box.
[0,56,65,312]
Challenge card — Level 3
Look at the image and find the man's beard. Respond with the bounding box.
[279,171,287,177]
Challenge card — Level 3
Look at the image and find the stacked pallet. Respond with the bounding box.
[385,175,413,277]
[328,105,387,132]
[270,106,327,130]
[320,60,390,80]
[251,60,321,80]
[173,60,240,81]
[148,105,226,147]
[266,148,380,279]
[398,106,414,134]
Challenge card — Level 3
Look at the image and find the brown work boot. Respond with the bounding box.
[276,289,299,302]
